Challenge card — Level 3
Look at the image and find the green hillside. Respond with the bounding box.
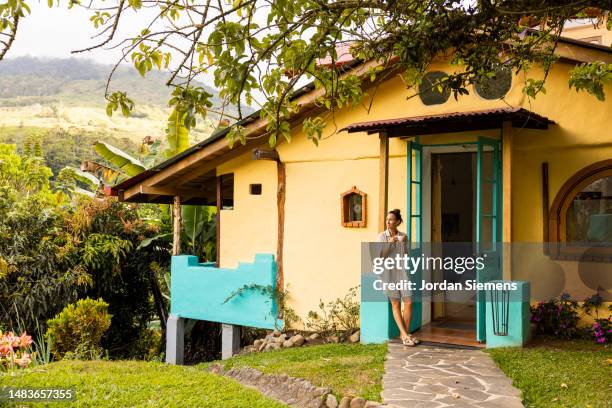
[0,57,249,176]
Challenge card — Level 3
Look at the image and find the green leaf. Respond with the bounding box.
[164,109,190,158]
[93,141,146,177]
[69,167,101,189]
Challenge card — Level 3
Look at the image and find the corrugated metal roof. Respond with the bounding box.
[342,107,554,136]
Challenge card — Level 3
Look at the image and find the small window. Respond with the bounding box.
[419,71,451,106]
[220,173,234,210]
[341,186,367,227]
[475,65,512,100]
[249,183,262,195]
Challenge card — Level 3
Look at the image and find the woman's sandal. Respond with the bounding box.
[409,334,420,345]
[401,335,416,347]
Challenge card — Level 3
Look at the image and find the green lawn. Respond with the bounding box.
[1,360,286,407]
[213,343,387,401]
[487,337,612,408]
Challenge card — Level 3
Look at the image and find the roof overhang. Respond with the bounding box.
[109,37,605,204]
[342,107,554,137]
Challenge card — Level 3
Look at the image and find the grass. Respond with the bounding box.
[487,337,612,408]
[212,343,388,402]
[0,360,286,407]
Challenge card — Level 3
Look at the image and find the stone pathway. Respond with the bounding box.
[382,341,524,408]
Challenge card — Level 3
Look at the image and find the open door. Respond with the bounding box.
[475,137,503,342]
[407,140,423,332]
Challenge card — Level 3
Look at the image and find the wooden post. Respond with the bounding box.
[276,161,286,295]
[216,175,222,266]
[502,121,513,280]
[542,162,550,254]
[172,196,182,256]
[379,132,389,232]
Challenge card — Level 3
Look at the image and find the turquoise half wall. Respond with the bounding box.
[171,254,281,330]
[485,280,531,348]
[360,274,400,343]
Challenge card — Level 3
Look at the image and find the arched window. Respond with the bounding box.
[548,159,612,260]
[341,186,367,227]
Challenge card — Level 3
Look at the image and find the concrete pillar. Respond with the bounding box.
[166,315,184,365]
[222,324,241,360]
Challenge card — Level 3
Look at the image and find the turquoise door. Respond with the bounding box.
[475,137,503,342]
[407,140,422,332]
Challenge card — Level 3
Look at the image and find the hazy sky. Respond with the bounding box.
[10,2,158,65]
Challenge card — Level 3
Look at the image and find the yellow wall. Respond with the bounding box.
[217,155,278,269]
[213,57,612,324]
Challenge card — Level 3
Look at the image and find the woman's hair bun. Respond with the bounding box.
[388,208,403,225]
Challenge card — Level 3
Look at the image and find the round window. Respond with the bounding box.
[475,66,512,100]
[418,71,451,105]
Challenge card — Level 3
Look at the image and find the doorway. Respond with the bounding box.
[430,152,477,324]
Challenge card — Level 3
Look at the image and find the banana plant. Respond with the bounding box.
[93,141,146,177]
[164,109,190,159]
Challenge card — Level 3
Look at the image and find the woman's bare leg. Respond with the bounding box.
[390,298,409,339]
[402,298,413,333]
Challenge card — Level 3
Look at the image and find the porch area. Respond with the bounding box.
[348,107,552,348]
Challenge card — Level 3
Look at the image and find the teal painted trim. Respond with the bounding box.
[360,275,399,343]
[406,141,423,332]
[476,137,503,342]
[485,281,531,348]
[407,142,413,243]
[171,254,281,330]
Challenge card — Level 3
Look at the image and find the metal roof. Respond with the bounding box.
[342,107,554,137]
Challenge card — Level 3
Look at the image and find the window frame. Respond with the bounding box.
[548,159,612,261]
[340,186,367,228]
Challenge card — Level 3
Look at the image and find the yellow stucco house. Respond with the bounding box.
[111,23,611,361]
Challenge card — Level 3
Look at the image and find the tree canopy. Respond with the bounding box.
[1,1,611,147]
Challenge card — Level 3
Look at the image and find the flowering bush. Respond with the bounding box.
[591,317,612,344]
[531,291,612,344]
[530,292,580,339]
[0,331,33,370]
[46,298,111,359]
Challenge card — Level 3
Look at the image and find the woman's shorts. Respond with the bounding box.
[386,288,412,300]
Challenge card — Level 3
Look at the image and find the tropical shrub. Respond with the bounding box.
[46,298,112,359]
[530,292,580,339]
[306,286,360,335]
[0,144,89,330]
[0,331,33,370]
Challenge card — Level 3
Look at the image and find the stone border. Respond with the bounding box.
[208,364,384,408]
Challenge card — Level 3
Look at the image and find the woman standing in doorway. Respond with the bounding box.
[377,209,420,347]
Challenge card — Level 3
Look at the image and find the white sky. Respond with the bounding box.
[8,1,146,64]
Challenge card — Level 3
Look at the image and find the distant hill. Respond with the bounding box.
[0,57,251,144]
[0,57,253,179]
[0,56,230,109]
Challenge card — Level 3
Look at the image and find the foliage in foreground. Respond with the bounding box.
[0,143,170,359]
[1,360,285,408]
[488,337,612,408]
[46,298,112,360]
[217,342,387,401]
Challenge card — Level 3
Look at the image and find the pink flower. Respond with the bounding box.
[0,336,13,355]
[18,333,32,349]
[6,332,20,348]
[14,352,31,368]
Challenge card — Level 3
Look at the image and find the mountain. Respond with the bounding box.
[0,57,253,179]
[0,57,250,144]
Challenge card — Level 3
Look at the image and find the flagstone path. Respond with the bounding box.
[382,341,524,408]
